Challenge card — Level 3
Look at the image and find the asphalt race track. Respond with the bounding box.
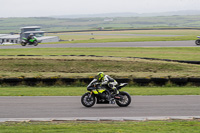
[0,96,199,118]
[0,41,197,49]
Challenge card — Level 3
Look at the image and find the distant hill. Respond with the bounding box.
[52,10,200,18]
[1,13,200,34]
[52,13,139,18]
[143,10,200,17]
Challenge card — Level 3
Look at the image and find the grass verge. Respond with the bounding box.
[0,56,200,78]
[0,86,199,96]
[1,47,200,80]
[0,120,199,133]
[46,29,199,43]
[45,35,196,44]
[0,47,200,61]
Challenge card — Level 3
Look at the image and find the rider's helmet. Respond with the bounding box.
[96,72,104,82]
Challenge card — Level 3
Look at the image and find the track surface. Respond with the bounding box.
[0,96,199,118]
[0,41,197,49]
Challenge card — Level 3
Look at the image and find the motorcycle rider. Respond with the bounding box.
[27,33,34,43]
[96,72,119,96]
[87,72,119,104]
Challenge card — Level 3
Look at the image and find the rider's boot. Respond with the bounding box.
[109,98,115,104]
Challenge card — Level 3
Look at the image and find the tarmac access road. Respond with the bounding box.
[0,41,198,49]
[0,96,199,118]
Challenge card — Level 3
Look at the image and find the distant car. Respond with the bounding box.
[195,36,200,45]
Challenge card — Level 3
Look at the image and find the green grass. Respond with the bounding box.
[1,47,200,80]
[1,47,200,61]
[1,47,200,78]
[46,29,198,43]
[0,56,200,78]
[46,35,196,44]
[0,86,199,96]
[48,29,199,42]
[103,29,199,35]
[0,121,199,133]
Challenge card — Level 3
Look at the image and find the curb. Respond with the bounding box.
[0,116,199,123]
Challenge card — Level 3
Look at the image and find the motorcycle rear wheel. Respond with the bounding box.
[81,92,96,107]
[116,91,131,107]
[33,41,38,46]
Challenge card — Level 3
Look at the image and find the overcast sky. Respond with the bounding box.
[0,0,199,17]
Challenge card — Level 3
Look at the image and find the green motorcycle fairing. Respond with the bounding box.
[29,38,36,43]
[22,37,37,42]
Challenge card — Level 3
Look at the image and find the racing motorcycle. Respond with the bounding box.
[81,79,131,107]
[21,37,39,46]
[195,36,200,45]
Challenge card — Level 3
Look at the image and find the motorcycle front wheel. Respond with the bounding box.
[116,91,131,107]
[33,41,38,46]
[195,39,200,45]
[81,92,96,107]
